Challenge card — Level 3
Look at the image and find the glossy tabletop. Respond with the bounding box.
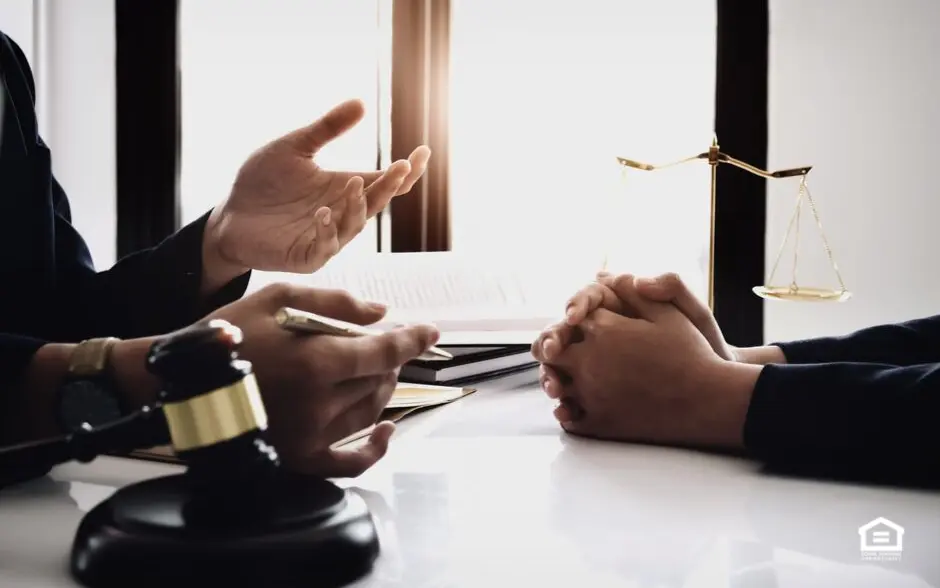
[1,370,938,587]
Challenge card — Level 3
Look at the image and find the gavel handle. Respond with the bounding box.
[0,404,169,488]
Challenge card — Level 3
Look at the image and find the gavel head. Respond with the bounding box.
[146,319,280,483]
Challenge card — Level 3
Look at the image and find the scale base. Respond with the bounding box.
[70,471,380,588]
[753,285,852,302]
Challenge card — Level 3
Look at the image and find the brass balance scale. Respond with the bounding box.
[615,135,850,310]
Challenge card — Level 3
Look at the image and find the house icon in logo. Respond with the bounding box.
[859,517,904,555]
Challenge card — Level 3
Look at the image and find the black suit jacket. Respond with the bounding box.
[745,315,940,482]
[0,32,248,436]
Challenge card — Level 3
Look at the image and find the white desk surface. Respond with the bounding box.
[1,369,938,588]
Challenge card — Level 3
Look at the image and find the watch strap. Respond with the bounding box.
[68,337,120,378]
[58,338,127,433]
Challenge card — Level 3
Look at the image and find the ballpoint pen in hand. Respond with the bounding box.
[275,307,453,361]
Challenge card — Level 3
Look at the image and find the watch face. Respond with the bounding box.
[59,379,123,433]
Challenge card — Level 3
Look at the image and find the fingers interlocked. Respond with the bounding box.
[534,273,649,425]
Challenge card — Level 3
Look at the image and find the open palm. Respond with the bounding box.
[206,99,429,273]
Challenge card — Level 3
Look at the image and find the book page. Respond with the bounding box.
[248,252,599,343]
[387,384,472,408]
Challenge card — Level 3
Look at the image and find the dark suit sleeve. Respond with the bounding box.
[0,335,46,387]
[1,31,250,446]
[0,31,249,343]
[49,182,251,341]
[743,361,940,482]
[0,334,46,439]
[774,315,940,366]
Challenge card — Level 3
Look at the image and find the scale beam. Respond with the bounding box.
[615,134,849,308]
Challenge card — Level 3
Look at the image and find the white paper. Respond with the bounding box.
[387,383,468,408]
[248,252,597,343]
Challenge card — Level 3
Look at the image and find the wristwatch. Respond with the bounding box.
[57,337,125,434]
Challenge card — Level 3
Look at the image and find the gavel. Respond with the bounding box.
[1,320,381,587]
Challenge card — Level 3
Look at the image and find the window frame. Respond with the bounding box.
[713,0,769,346]
[115,0,181,257]
[114,0,767,344]
[389,0,451,252]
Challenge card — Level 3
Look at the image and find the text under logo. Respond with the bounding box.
[858,517,903,562]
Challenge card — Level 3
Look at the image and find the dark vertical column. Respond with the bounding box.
[390,0,451,252]
[115,0,180,258]
[713,0,769,346]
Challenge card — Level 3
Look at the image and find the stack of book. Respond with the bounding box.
[400,345,536,385]
[248,251,554,386]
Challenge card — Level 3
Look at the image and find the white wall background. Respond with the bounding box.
[0,0,116,268]
[449,0,716,303]
[178,0,382,259]
[0,0,33,63]
[765,0,940,342]
[6,0,937,337]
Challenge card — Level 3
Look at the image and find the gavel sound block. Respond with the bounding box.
[69,320,381,588]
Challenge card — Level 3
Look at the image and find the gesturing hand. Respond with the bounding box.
[204,99,430,278]
[207,283,440,478]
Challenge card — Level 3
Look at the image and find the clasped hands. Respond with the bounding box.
[531,272,758,450]
[173,97,762,478]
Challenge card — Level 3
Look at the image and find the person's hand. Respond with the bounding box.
[530,273,633,369]
[201,99,430,287]
[203,283,440,478]
[542,293,757,449]
[533,272,734,365]
[532,272,737,422]
[629,272,735,360]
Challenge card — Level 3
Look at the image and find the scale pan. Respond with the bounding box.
[753,285,852,302]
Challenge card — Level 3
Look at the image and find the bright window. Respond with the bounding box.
[179,0,390,259]
[449,1,717,301]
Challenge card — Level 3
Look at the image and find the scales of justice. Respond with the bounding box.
[615,135,851,310]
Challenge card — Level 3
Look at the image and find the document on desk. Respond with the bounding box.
[126,383,475,463]
[248,252,599,344]
[331,383,475,448]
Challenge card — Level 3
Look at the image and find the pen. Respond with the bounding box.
[274,307,453,361]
